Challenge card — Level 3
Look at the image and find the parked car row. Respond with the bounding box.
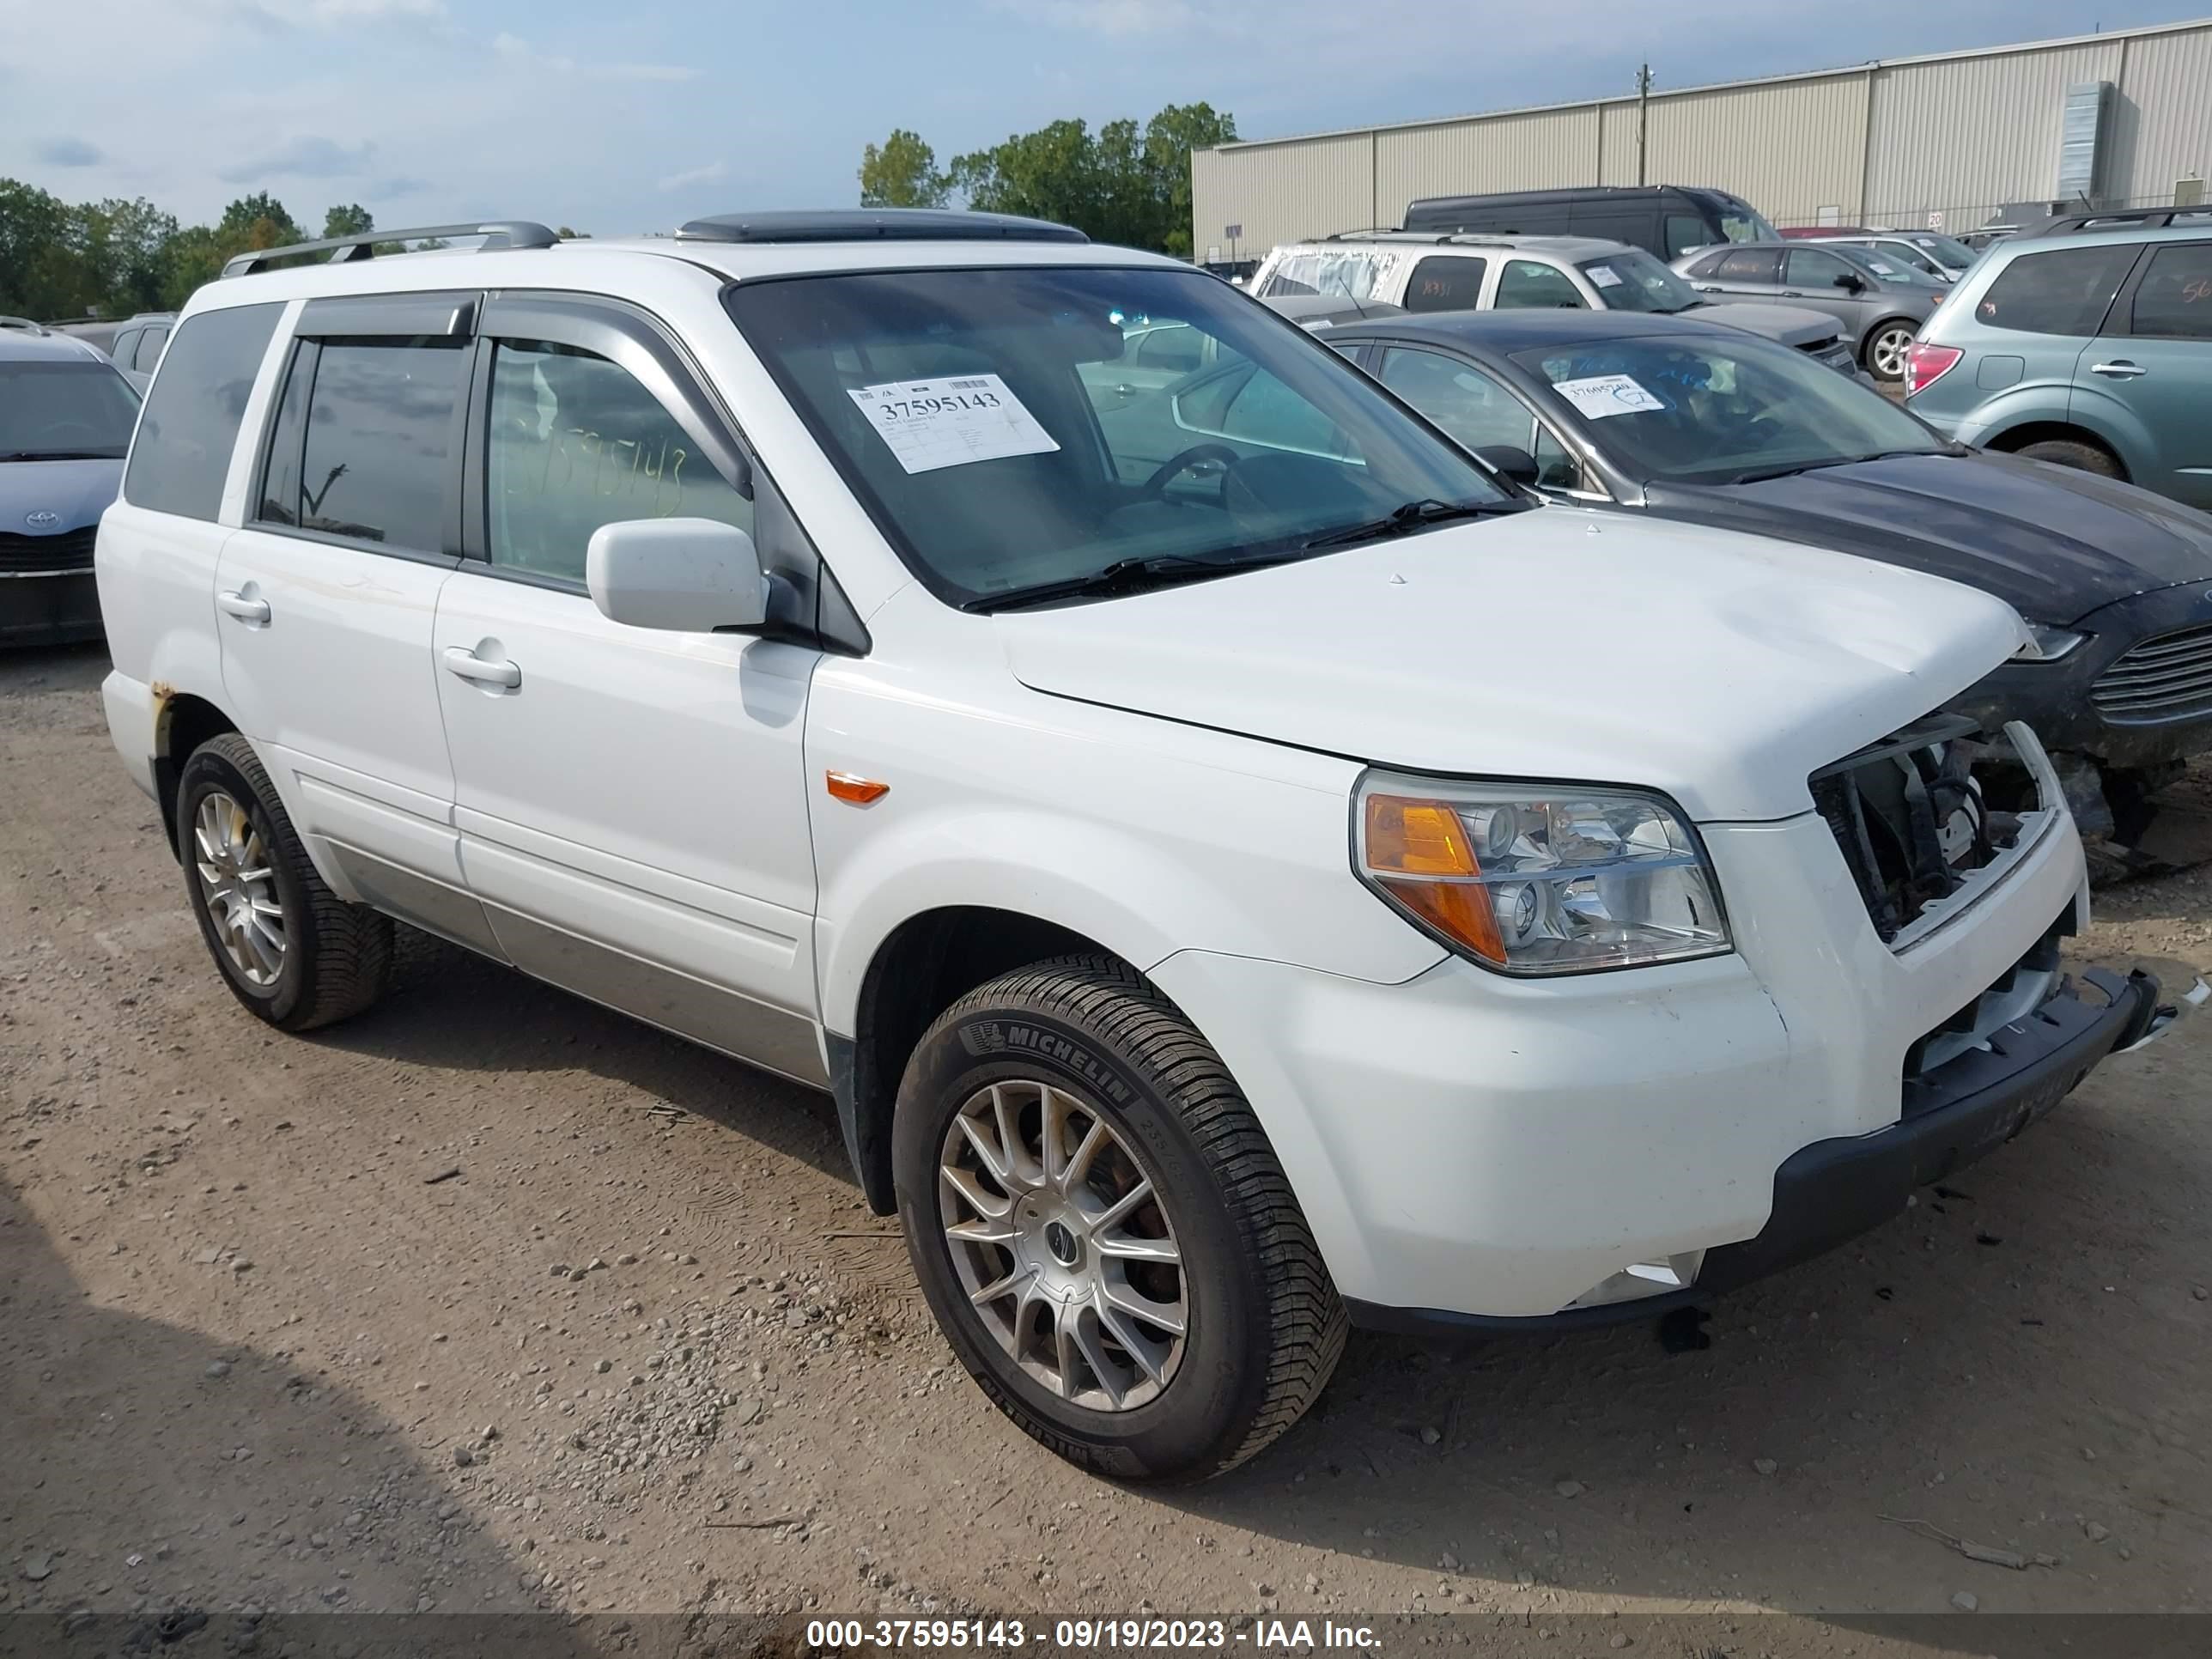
[1,325,140,647]
[82,208,2196,1486]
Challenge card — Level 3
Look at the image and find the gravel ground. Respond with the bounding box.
[3,641,2209,1653]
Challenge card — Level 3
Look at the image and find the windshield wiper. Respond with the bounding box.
[1726,448,1939,486]
[0,448,119,462]
[964,550,1306,614]
[1300,496,1525,551]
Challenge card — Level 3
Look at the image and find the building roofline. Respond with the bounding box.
[1197,14,2212,155]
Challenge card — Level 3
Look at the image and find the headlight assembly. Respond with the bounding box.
[1354,774,1731,975]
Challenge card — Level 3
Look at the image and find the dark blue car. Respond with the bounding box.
[1,325,140,647]
[1310,306,2212,843]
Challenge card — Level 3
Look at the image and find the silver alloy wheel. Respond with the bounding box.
[938,1079,1188,1412]
[192,790,287,988]
[1870,324,1914,380]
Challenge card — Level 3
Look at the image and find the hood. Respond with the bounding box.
[0,457,124,532]
[1644,449,2212,626]
[994,509,2028,823]
[1685,301,1842,349]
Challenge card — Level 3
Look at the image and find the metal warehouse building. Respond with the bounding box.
[1191,15,2212,260]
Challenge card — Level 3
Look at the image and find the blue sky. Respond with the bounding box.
[2,0,2205,236]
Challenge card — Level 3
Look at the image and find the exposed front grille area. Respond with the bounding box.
[1811,714,2038,947]
[2090,621,2212,724]
[1901,902,2070,1099]
[0,527,96,573]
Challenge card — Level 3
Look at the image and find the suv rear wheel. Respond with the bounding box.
[178,733,392,1031]
[2014,436,2123,478]
[892,956,1346,1481]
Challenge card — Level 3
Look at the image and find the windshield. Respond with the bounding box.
[725,265,1510,608]
[1512,332,1945,486]
[1579,251,1701,313]
[1910,234,1977,269]
[0,361,140,459]
[1718,198,1779,244]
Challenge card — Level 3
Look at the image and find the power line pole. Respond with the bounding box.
[1635,63,1653,186]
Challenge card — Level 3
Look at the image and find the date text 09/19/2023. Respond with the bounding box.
[802,1617,1384,1651]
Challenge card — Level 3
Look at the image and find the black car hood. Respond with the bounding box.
[1644,450,2212,626]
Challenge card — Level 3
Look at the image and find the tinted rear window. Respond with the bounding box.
[272,338,470,550]
[1972,246,2138,337]
[1403,256,1486,312]
[122,303,283,520]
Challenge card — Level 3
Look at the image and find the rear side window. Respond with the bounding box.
[1973,246,2138,337]
[122,302,282,521]
[110,328,139,365]
[133,327,169,374]
[1403,256,1486,312]
[2125,243,2212,340]
[1711,248,1780,283]
[260,337,470,550]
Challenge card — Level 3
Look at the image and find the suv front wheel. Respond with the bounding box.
[893,956,1346,1481]
[177,733,393,1031]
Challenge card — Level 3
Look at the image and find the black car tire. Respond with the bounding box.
[893,955,1346,1482]
[177,732,393,1031]
[2015,438,2123,479]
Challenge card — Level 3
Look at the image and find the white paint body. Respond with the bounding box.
[94,234,2088,1321]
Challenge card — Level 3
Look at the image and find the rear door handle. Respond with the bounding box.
[216,590,270,624]
[442,647,521,689]
[2090,360,2147,379]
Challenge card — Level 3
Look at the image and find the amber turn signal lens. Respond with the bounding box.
[825,771,890,805]
[1361,793,1505,963]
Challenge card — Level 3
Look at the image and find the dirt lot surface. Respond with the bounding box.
[5,642,2209,1653]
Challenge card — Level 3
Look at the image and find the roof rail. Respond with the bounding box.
[0,315,50,334]
[675,208,1086,245]
[220,221,561,279]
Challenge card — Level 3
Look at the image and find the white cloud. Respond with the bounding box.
[36,137,106,167]
[219,135,377,182]
[225,0,447,28]
[656,160,728,193]
[493,28,697,83]
[989,0,1195,33]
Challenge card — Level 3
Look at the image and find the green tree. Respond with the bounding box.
[555,226,591,239]
[322,204,374,239]
[218,191,305,251]
[1141,103,1237,258]
[858,129,949,209]
[0,178,75,316]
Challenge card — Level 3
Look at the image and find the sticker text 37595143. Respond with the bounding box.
[845,374,1061,475]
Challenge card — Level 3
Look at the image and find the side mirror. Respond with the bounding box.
[1470,444,1540,487]
[586,518,768,633]
[1835,272,1865,292]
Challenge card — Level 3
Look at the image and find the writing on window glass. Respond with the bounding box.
[513,422,703,518]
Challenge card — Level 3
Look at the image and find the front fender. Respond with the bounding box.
[805,661,1446,1040]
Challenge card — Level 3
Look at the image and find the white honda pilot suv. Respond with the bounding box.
[98,210,2172,1482]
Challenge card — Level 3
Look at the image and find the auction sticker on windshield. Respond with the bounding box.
[1553,374,1666,419]
[1586,265,1624,289]
[846,374,1060,474]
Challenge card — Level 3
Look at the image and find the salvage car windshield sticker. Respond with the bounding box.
[1553,374,1668,420]
[846,375,1060,474]
[1585,265,1624,289]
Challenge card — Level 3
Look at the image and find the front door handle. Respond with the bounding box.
[2090,360,2147,379]
[216,590,270,624]
[442,647,521,689]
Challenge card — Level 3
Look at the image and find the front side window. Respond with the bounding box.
[1663,215,1713,258]
[1580,251,1699,313]
[1130,324,1204,374]
[1973,245,2139,337]
[2124,242,2212,340]
[123,302,282,521]
[263,337,469,550]
[110,328,139,366]
[1402,256,1486,313]
[1514,333,1943,486]
[485,340,751,583]
[1376,346,1533,453]
[724,264,1510,609]
[0,361,140,461]
[1493,260,1586,310]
